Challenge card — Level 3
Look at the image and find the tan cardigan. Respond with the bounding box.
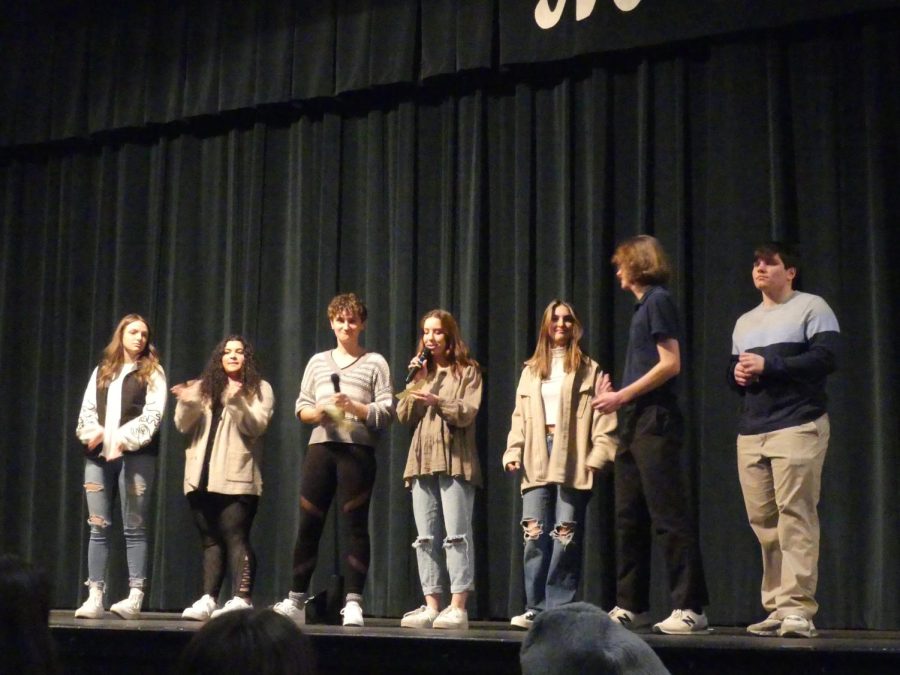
[175,380,275,496]
[502,359,617,492]
[397,364,483,488]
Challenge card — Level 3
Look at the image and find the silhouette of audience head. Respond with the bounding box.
[0,553,60,675]
[520,602,670,675]
[176,608,317,675]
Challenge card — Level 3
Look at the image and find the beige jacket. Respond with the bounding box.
[502,359,617,492]
[397,364,483,488]
[175,380,275,496]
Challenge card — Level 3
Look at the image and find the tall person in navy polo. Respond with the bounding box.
[593,235,709,635]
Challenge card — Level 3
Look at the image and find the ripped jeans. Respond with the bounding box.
[410,475,476,595]
[521,483,591,612]
[83,453,156,589]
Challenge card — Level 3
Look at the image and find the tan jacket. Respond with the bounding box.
[502,359,617,492]
[397,364,482,488]
[175,380,275,496]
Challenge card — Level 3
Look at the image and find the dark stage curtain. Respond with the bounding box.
[2,12,899,628]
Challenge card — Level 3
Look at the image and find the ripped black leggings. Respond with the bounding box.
[187,491,259,599]
[291,442,376,595]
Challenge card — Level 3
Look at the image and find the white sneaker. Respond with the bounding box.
[747,611,781,636]
[340,600,364,627]
[653,609,709,634]
[779,614,817,638]
[608,606,651,630]
[110,588,144,620]
[182,594,218,621]
[210,596,252,619]
[510,610,537,629]
[433,606,468,630]
[74,584,104,619]
[273,595,306,627]
[400,605,439,628]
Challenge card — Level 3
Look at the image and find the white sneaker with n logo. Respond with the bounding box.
[653,608,710,634]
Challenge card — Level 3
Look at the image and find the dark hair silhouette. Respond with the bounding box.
[0,554,60,675]
[175,608,317,675]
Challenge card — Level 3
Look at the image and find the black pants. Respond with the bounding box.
[291,442,376,596]
[187,491,259,599]
[614,401,708,612]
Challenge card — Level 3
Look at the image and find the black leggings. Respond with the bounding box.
[187,491,259,599]
[292,442,376,596]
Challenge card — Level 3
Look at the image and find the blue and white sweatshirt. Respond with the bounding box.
[729,291,839,435]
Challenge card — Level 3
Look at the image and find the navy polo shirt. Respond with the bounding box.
[622,285,680,397]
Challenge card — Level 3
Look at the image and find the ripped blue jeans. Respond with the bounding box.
[83,453,156,589]
[410,475,475,595]
[521,483,591,612]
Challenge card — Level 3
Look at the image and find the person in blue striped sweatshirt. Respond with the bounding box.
[729,242,839,639]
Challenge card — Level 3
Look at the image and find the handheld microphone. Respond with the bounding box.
[330,372,341,393]
[405,347,432,384]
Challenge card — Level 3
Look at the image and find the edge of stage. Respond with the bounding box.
[50,610,900,674]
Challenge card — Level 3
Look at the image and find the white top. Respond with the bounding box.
[540,348,566,426]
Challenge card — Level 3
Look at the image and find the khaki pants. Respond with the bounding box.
[737,414,829,619]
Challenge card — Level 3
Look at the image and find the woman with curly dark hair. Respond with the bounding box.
[75,313,167,620]
[172,335,275,620]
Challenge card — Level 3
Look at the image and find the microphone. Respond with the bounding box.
[330,372,341,393]
[405,347,432,384]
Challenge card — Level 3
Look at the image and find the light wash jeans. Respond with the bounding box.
[521,436,591,612]
[83,453,156,589]
[410,474,476,595]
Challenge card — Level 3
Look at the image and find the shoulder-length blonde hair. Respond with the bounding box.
[612,234,672,286]
[525,300,586,379]
[97,313,161,388]
[415,309,479,378]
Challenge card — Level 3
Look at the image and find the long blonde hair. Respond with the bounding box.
[97,313,161,388]
[525,300,586,379]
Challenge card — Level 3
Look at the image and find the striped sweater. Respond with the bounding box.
[294,350,394,447]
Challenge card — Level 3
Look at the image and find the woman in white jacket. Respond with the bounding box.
[75,313,167,620]
[172,335,274,620]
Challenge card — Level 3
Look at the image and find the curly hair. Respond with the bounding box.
[198,335,263,403]
[97,313,161,388]
[414,309,479,378]
[327,293,367,322]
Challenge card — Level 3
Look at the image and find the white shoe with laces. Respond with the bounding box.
[433,606,468,630]
[273,595,307,627]
[211,596,252,619]
[400,605,439,628]
[182,594,218,621]
[510,610,537,629]
[652,608,709,634]
[74,584,104,619]
[608,606,652,630]
[341,600,364,627]
[779,614,817,638]
[110,588,144,620]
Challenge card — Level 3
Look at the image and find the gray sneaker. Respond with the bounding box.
[779,614,817,638]
[747,612,781,636]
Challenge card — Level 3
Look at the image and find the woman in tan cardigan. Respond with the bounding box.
[503,300,617,629]
[171,335,275,621]
[397,310,483,631]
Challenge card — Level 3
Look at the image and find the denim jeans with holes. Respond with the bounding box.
[83,453,156,589]
[410,474,476,595]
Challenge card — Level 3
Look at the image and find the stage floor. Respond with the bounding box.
[50,610,900,674]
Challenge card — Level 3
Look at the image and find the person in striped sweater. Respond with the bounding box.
[274,293,394,628]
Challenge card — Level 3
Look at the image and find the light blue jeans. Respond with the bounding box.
[410,474,476,595]
[83,453,156,589]
[521,436,591,612]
